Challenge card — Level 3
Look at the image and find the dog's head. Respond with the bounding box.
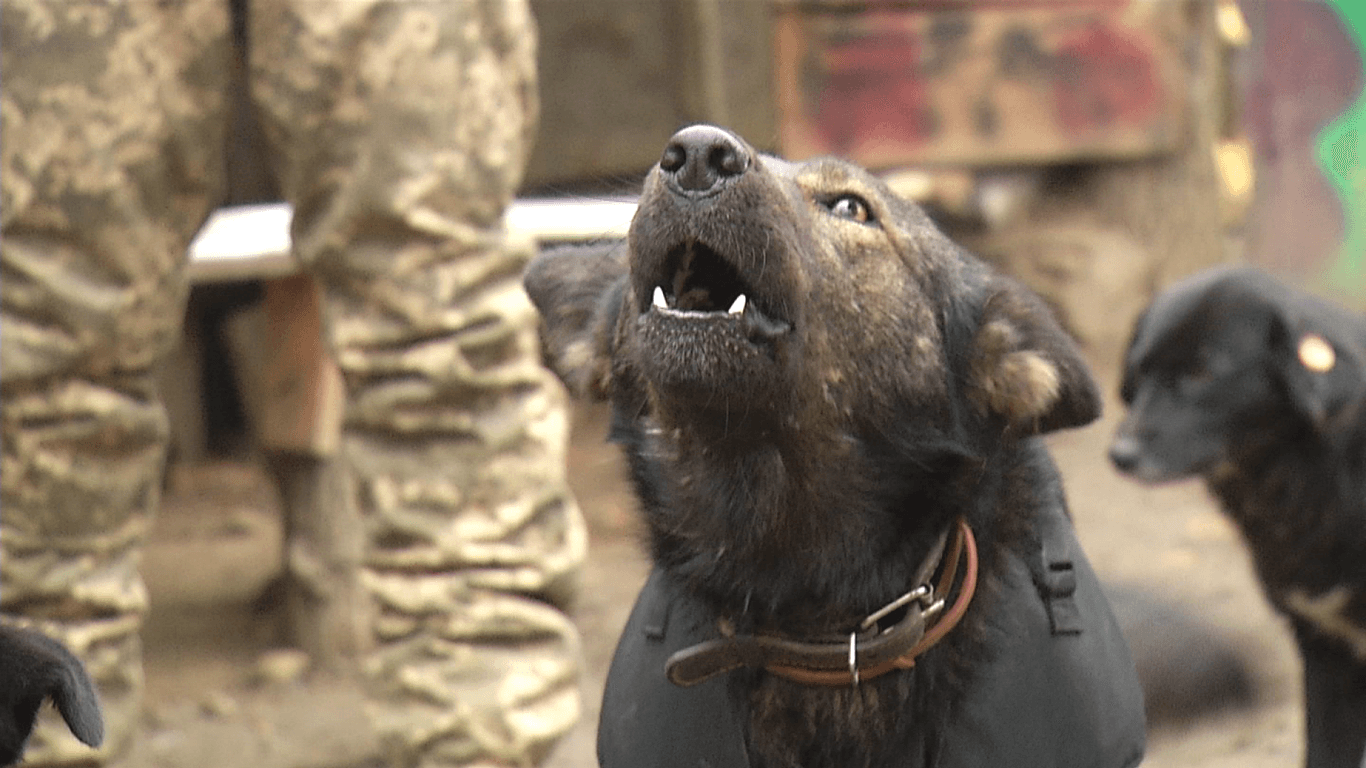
[526,125,1098,451]
[1110,267,1366,483]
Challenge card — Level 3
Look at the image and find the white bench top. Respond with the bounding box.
[188,198,639,283]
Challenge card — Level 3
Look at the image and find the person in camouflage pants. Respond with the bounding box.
[1,1,586,765]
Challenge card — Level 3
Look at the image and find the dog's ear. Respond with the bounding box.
[1117,304,1154,405]
[0,625,104,766]
[1269,313,1365,430]
[969,277,1101,434]
[523,242,630,400]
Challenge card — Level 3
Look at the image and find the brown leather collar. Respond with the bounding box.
[665,518,979,687]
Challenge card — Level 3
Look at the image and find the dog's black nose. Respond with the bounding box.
[659,125,750,194]
[1108,436,1142,473]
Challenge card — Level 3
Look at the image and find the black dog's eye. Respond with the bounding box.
[1177,362,1216,391]
[827,194,873,224]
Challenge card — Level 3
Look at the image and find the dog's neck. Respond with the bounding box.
[1208,413,1366,594]
[631,405,973,634]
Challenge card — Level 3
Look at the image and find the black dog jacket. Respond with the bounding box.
[597,504,1146,768]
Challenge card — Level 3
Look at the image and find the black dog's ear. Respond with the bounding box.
[0,625,104,766]
[1117,304,1154,405]
[523,241,630,400]
[1270,314,1366,430]
[969,277,1101,434]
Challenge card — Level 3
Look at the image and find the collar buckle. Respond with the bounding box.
[860,584,939,633]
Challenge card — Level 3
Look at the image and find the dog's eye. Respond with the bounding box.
[827,194,873,224]
[1179,363,1216,390]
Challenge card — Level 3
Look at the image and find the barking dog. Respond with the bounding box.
[0,624,103,766]
[527,125,1144,768]
[1110,266,1366,768]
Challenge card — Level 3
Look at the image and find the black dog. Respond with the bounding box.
[1110,266,1366,768]
[526,125,1144,767]
[0,624,103,766]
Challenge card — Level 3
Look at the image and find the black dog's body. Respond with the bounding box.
[0,624,103,766]
[1111,267,1366,768]
[527,126,1143,767]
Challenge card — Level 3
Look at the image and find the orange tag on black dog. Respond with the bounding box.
[1297,333,1336,373]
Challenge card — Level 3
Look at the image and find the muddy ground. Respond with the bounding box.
[123,369,1307,768]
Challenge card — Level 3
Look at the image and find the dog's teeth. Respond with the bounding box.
[653,286,668,309]
[728,294,747,315]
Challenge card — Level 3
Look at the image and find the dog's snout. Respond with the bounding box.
[1108,435,1143,473]
[660,125,750,194]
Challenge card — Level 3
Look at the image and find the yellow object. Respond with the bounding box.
[1215,137,1256,226]
[1298,334,1337,373]
[1217,0,1251,48]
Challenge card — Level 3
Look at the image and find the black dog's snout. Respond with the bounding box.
[660,125,750,195]
[1108,435,1142,473]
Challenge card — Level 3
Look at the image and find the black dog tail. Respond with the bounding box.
[0,624,104,761]
[44,636,104,748]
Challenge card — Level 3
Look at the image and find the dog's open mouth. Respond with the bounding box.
[645,241,791,341]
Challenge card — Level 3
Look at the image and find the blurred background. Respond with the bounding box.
[138,2,1362,767]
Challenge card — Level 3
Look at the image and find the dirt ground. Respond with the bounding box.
[122,367,1309,768]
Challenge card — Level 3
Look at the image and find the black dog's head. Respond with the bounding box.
[1110,266,1366,483]
[527,125,1098,451]
[0,624,103,766]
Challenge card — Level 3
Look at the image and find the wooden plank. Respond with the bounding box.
[188,204,296,283]
[259,274,345,455]
[187,198,639,283]
[505,197,638,242]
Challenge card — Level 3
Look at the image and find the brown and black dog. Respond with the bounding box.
[526,125,1144,768]
[1110,266,1366,768]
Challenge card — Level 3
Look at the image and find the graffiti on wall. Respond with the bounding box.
[1318,0,1366,293]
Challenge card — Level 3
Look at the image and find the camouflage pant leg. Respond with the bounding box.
[0,0,230,762]
[248,2,586,765]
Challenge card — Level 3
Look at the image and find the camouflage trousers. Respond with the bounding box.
[1,1,585,765]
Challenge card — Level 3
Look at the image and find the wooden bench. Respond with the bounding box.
[183,198,637,454]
